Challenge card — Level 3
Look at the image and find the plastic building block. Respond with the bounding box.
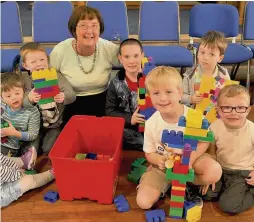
[178,116,186,127]
[184,205,202,222]
[170,201,184,208]
[184,131,215,142]
[86,153,97,160]
[186,109,203,129]
[182,156,190,165]
[145,209,166,222]
[184,128,208,137]
[140,107,156,120]
[131,157,147,168]
[24,170,37,175]
[114,194,130,212]
[161,130,184,148]
[44,191,59,203]
[169,207,183,218]
[201,119,209,129]
[75,153,87,160]
[166,168,194,184]
[128,165,147,184]
[38,97,55,105]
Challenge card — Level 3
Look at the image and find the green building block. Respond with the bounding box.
[166,168,194,184]
[131,157,147,168]
[128,165,147,184]
[171,195,185,202]
[75,153,87,160]
[38,97,55,105]
[25,170,37,175]
[1,122,9,128]
[139,88,146,94]
[184,131,214,142]
[34,79,58,89]
[169,207,184,217]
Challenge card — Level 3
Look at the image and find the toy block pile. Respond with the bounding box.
[32,68,60,105]
[1,118,9,143]
[128,157,147,184]
[195,75,239,123]
[137,57,156,132]
[161,108,215,221]
[75,153,111,161]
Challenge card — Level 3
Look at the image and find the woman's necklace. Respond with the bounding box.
[75,41,97,74]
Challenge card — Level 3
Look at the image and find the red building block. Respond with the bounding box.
[171,189,185,196]
[170,201,184,208]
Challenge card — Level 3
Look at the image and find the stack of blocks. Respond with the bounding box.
[161,108,215,221]
[138,57,156,132]
[195,75,239,123]
[32,68,60,105]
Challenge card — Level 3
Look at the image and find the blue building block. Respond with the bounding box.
[182,156,190,165]
[86,153,97,160]
[201,119,210,130]
[140,107,157,120]
[114,194,130,212]
[161,130,184,148]
[178,116,186,127]
[145,209,166,222]
[44,191,59,203]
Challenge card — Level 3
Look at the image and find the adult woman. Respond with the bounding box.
[50,6,119,126]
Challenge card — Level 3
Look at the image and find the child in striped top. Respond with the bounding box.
[0,147,55,208]
[1,73,40,157]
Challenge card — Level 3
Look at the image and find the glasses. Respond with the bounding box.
[219,106,249,113]
[76,24,99,31]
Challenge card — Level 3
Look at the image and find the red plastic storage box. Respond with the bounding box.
[49,116,125,204]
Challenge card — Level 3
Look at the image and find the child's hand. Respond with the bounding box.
[1,120,18,137]
[131,107,145,125]
[246,171,254,186]
[191,93,203,104]
[157,155,167,170]
[200,183,215,195]
[28,88,41,104]
[54,92,65,104]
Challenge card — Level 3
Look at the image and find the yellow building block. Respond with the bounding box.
[184,128,208,137]
[195,98,211,114]
[206,106,217,123]
[32,68,57,81]
[186,205,202,222]
[224,79,239,86]
[186,109,203,128]
[141,57,149,67]
[139,99,145,105]
[199,75,216,93]
[172,186,186,191]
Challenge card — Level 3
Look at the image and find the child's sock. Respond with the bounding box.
[21,146,37,170]
[18,170,54,194]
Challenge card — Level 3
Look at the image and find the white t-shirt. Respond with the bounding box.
[50,38,119,96]
[143,105,190,156]
[210,119,254,170]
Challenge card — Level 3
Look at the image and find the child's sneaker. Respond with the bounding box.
[21,146,37,170]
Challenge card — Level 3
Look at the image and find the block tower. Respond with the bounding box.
[32,68,60,105]
[137,56,156,132]
[162,108,214,221]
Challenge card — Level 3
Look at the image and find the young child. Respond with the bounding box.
[1,73,40,157]
[20,42,76,154]
[182,31,230,106]
[206,84,254,214]
[0,149,54,208]
[136,66,222,209]
[105,38,145,150]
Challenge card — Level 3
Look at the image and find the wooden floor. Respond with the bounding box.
[2,107,254,222]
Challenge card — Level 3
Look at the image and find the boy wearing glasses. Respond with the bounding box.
[207,84,254,214]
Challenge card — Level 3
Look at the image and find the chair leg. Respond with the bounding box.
[246,60,251,90]
[230,63,240,80]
